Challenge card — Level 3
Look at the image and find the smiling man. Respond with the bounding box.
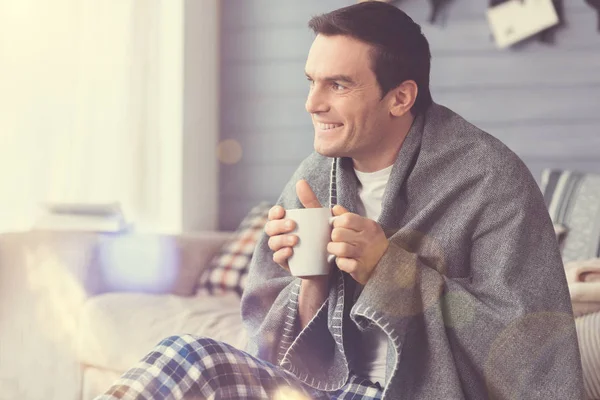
[97,2,583,399]
[305,34,418,173]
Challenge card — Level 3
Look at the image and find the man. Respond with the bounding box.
[98,2,584,399]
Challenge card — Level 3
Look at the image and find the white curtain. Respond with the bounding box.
[0,0,169,232]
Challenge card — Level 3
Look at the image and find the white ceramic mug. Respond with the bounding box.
[285,207,336,277]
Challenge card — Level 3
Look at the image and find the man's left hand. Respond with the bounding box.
[328,204,389,285]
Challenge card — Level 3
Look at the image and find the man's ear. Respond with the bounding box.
[388,80,418,117]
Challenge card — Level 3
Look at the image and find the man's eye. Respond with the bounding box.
[332,83,346,91]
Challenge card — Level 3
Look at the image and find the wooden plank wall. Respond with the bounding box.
[219,0,600,230]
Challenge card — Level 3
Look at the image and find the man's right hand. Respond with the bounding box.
[267,180,329,329]
[264,179,322,270]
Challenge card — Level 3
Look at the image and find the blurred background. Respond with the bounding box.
[0,0,599,232]
[1,1,600,399]
[0,0,217,234]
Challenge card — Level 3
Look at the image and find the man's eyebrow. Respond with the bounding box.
[305,72,356,85]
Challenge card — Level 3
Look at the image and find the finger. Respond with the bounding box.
[268,205,285,221]
[268,234,298,252]
[335,257,358,274]
[332,204,350,216]
[331,212,363,232]
[264,219,296,237]
[329,205,350,227]
[273,247,293,270]
[327,241,359,259]
[331,227,359,244]
[296,179,322,208]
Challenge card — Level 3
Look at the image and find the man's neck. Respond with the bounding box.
[353,115,414,172]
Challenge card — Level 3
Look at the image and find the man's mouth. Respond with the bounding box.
[316,122,343,131]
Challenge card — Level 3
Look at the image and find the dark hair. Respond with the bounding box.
[308,2,433,116]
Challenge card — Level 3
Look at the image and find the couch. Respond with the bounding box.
[542,169,600,400]
[0,229,249,400]
[2,167,600,400]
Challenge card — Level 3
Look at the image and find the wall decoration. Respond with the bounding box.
[488,0,564,45]
[427,0,455,24]
[360,0,598,46]
[486,0,560,49]
[584,0,600,32]
[538,0,564,43]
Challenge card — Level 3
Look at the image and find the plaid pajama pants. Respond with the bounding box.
[95,335,382,400]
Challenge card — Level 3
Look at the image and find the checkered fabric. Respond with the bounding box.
[95,335,382,400]
[197,202,272,296]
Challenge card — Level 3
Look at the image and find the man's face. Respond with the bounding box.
[304,34,392,166]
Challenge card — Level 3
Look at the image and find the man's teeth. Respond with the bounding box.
[318,123,342,130]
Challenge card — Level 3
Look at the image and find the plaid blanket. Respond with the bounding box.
[95,335,382,400]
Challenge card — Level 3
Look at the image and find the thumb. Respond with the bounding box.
[296,179,322,208]
[332,204,349,216]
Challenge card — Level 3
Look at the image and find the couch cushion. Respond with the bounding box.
[196,202,271,296]
[94,232,232,296]
[81,368,122,400]
[541,169,600,263]
[77,292,246,372]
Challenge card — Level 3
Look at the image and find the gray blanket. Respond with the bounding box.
[241,103,584,399]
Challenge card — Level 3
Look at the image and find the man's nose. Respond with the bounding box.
[305,87,329,114]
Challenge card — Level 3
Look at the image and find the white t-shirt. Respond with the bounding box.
[352,164,393,387]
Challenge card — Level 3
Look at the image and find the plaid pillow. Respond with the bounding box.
[196,202,271,296]
[541,169,600,264]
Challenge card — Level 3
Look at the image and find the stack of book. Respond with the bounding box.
[33,202,131,233]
